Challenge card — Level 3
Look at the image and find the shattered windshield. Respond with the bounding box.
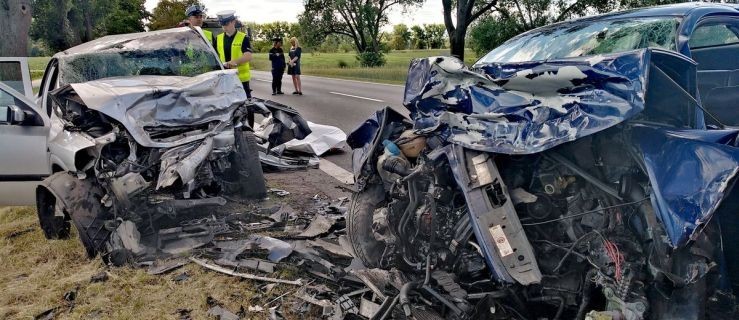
[476,17,680,64]
[58,29,221,85]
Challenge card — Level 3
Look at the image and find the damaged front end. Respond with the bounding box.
[347,50,739,319]
[35,70,310,265]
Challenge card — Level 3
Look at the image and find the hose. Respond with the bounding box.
[399,281,422,317]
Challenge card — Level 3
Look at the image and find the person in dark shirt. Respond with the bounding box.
[288,37,303,95]
[268,38,286,95]
[214,10,253,99]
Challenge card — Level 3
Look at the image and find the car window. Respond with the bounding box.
[0,61,28,95]
[0,85,25,108]
[57,30,221,85]
[689,23,739,48]
[475,17,679,64]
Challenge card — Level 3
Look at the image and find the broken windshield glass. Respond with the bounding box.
[476,17,680,64]
[57,28,221,85]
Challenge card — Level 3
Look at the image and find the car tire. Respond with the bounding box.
[39,173,112,258]
[231,128,267,199]
[347,183,386,267]
[36,189,71,239]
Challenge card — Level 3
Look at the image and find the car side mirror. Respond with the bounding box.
[0,105,26,125]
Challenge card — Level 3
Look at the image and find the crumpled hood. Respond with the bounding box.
[403,49,696,154]
[52,70,246,148]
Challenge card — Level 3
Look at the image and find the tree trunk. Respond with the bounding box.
[0,0,32,56]
[450,26,467,60]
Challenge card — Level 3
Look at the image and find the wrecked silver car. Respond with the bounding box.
[347,4,739,320]
[29,27,309,264]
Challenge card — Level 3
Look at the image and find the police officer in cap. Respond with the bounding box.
[268,37,286,95]
[214,10,253,99]
[185,4,213,44]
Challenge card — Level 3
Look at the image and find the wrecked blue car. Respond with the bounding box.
[347,3,738,319]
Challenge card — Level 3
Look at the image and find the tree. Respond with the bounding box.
[390,24,411,50]
[259,22,293,41]
[148,0,204,31]
[105,0,148,35]
[424,24,446,49]
[411,25,428,49]
[299,0,424,66]
[31,0,149,53]
[0,0,32,57]
[442,0,498,60]
[468,15,520,56]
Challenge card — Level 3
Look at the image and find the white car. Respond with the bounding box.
[0,28,305,264]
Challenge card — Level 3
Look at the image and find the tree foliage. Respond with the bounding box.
[390,24,411,50]
[424,24,447,49]
[31,0,148,53]
[147,0,204,31]
[411,25,429,49]
[299,0,424,67]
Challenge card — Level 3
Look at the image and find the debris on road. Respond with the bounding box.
[268,188,291,197]
[89,271,109,283]
[190,257,303,286]
[254,110,348,171]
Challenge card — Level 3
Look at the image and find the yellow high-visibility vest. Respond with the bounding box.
[216,32,251,82]
[202,29,213,44]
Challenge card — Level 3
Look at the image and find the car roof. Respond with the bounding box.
[53,27,205,58]
[534,2,739,31]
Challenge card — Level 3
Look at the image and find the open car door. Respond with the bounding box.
[0,57,51,205]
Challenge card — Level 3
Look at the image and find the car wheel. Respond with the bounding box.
[39,173,112,258]
[230,128,267,199]
[36,189,71,239]
[347,183,386,267]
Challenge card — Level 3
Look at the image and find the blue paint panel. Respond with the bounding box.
[633,125,739,247]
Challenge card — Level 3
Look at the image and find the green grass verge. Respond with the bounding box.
[28,50,478,84]
[250,49,478,84]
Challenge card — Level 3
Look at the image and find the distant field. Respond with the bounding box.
[28,50,479,84]
[251,49,479,84]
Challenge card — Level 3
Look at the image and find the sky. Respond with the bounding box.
[144,0,446,27]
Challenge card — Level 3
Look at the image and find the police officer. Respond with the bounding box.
[213,10,253,99]
[185,5,212,44]
[268,37,286,95]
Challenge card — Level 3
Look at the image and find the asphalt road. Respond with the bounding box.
[249,70,409,171]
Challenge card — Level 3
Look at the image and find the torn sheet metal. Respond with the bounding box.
[308,238,353,258]
[252,100,312,148]
[402,49,695,155]
[147,259,189,275]
[633,125,739,247]
[157,137,214,189]
[269,121,348,156]
[206,306,240,320]
[259,150,320,170]
[216,258,277,273]
[297,215,338,238]
[191,257,303,285]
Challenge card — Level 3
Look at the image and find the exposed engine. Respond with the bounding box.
[355,125,722,320]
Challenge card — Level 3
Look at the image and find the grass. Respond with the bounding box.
[251,49,479,84]
[28,49,479,84]
[0,206,298,320]
[28,57,50,80]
